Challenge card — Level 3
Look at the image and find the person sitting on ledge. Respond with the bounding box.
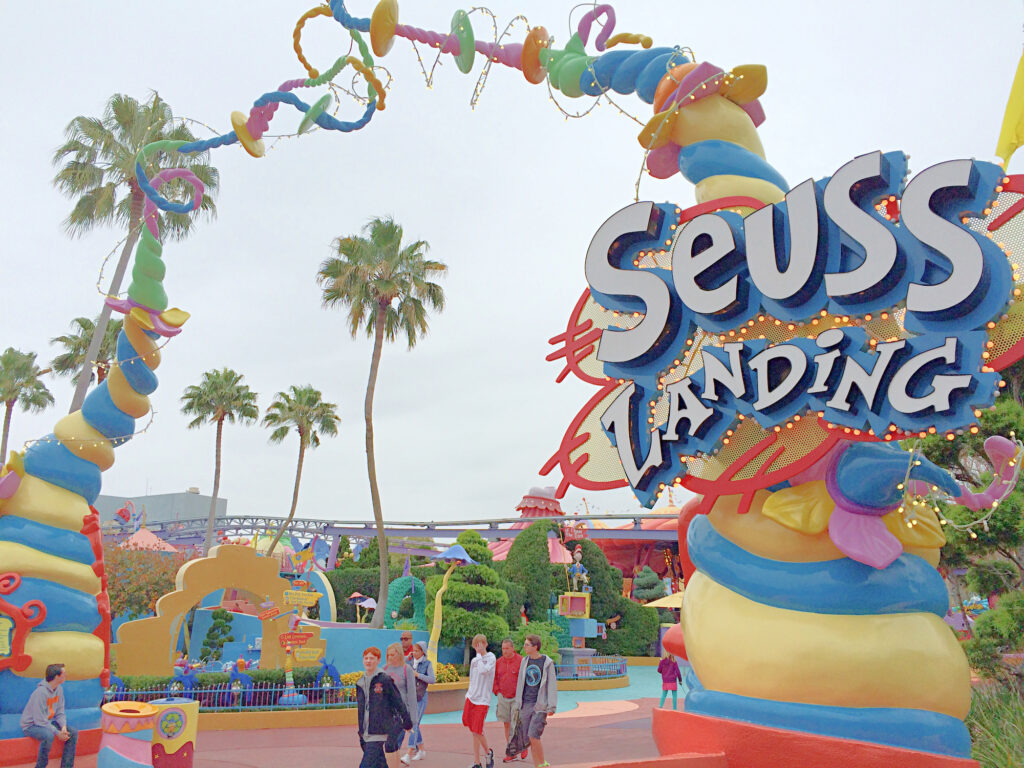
[20,663,77,768]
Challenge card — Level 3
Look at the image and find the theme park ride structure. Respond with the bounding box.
[0,2,1020,766]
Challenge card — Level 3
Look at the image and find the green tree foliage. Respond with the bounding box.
[564,539,660,656]
[50,315,122,388]
[916,395,1024,577]
[967,560,1020,596]
[501,579,527,630]
[916,391,1024,681]
[592,598,660,657]
[509,621,561,663]
[504,521,557,621]
[262,384,340,554]
[180,368,259,554]
[103,544,185,618]
[632,565,665,602]
[318,216,447,628]
[325,565,400,622]
[0,348,54,463]
[426,531,509,648]
[963,591,1024,684]
[52,92,219,411]
[200,608,235,661]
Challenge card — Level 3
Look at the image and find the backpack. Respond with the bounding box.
[414,659,432,701]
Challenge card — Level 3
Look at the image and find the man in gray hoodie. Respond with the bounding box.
[20,663,77,768]
[513,635,557,768]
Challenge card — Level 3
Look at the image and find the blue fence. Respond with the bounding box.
[554,656,628,680]
[104,683,357,712]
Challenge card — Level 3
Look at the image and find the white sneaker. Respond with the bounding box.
[400,754,411,765]
[412,751,426,761]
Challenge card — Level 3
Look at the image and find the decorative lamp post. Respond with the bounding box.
[427,544,477,666]
[347,591,367,623]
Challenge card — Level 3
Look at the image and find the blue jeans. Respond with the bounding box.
[23,722,77,768]
[409,694,428,748]
[359,740,387,768]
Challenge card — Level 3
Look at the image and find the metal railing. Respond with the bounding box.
[554,656,628,680]
[104,683,357,712]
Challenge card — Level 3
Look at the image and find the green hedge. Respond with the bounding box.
[505,522,556,621]
[510,621,561,663]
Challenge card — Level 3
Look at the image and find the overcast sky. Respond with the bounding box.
[2,2,1021,526]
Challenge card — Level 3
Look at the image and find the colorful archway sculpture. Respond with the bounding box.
[1,2,1022,765]
[115,545,326,677]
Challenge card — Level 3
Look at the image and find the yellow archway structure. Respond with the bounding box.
[114,545,326,676]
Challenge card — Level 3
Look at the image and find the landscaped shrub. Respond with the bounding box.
[632,565,665,602]
[434,663,462,683]
[200,609,234,661]
[505,521,556,622]
[425,532,509,651]
[509,621,561,663]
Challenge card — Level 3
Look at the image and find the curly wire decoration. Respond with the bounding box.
[129,0,700,216]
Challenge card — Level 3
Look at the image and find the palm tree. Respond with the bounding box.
[0,349,55,464]
[263,385,340,555]
[53,91,220,413]
[50,315,124,388]
[317,217,446,627]
[180,369,259,554]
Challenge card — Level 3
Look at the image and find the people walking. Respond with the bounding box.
[384,643,419,768]
[513,635,557,768]
[493,638,527,763]
[356,647,413,768]
[463,634,496,768]
[402,641,435,763]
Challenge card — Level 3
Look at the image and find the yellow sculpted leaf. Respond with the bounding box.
[159,308,190,328]
[723,64,768,104]
[8,450,25,478]
[760,481,834,535]
[883,507,946,549]
[129,306,155,330]
[637,110,678,150]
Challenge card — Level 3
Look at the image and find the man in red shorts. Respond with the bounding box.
[463,634,496,768]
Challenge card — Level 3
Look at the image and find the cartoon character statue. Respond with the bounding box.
[567,545,591,593]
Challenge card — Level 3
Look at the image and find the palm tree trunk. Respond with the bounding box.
[1,400,14,465]
[367,302,388,628]
[69,189,145,413]
[204,417,224,555]
[268,437,306,555]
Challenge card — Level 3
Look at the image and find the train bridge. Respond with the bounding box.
[106,511,680,568]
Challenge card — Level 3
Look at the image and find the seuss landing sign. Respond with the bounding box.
[544,152,1024,507]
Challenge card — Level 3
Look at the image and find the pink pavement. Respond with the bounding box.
[11,699,663,768]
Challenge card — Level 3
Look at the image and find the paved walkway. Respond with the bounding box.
[16,699,664,768]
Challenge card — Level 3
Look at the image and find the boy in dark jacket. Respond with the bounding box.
[20,663,77,768]
[356,647,413,768]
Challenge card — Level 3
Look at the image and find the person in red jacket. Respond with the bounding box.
[492,638,527,763]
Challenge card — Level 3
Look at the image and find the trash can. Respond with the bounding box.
[98,701,158,768]
[149,696,199,768]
